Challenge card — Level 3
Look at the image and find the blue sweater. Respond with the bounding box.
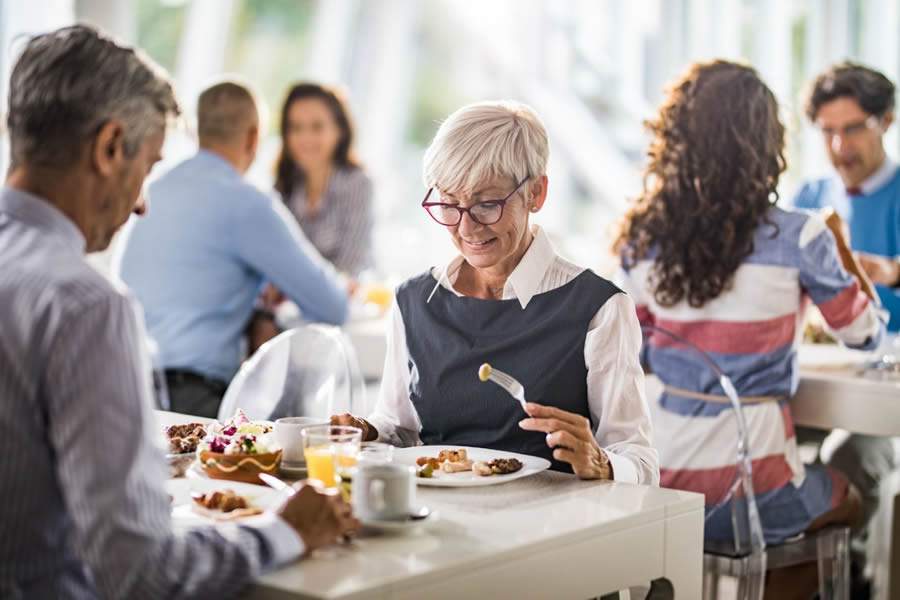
[793,166,900,331]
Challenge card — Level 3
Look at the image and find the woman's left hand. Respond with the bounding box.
[518,403,613,480]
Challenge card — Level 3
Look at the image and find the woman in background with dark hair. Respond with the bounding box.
[274,83,374,277]
[614,60,884,599]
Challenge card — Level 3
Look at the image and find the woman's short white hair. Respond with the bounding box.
[423,100,549,193]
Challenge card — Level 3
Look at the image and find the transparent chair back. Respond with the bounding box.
[642,324,767,596]
[218,324,366,422]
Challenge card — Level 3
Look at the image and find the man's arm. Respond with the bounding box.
[45,292,303,599]
[235,193,349,326]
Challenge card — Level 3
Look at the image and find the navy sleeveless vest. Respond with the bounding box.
[395,269,621,472]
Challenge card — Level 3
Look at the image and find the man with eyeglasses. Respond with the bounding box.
[792,62,898,598]
[794,62,899,331]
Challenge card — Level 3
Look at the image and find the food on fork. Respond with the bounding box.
[478,363,492,382]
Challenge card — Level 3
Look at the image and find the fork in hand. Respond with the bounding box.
[478,363,526,410]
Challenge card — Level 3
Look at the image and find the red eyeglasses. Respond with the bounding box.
[421,177,529,226]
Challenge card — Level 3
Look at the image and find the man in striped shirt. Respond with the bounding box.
[0,26,356,600]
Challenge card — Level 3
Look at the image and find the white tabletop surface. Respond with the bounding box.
[157,411,704,599]
[793,343,900,436]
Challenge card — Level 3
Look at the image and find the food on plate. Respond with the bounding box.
[415,448,523,478]
[191,489,262,519]
[165,422,206,454]
[438,449,467,463]
[472,461,493,477]
[803,322,836,344]
[198,409,276,456]
[478,363,492,382]
[416,456,440,469]
[441,459,474,473]
[197,409,282,484]
[473,458,524,477]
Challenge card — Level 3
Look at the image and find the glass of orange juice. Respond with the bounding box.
[300,425,361,490]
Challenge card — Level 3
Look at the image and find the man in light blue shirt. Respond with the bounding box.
[116,81,349,417]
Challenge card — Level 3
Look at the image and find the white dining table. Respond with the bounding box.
[791,343,900,600]
[158,411,704,599]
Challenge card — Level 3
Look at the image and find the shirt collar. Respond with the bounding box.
[194,149,242,179]
[427,224,558,309]
[0,186,86,253]
[860,156,898,195]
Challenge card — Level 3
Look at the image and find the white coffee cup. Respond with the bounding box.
[274,417,329,466]
[352,463,416,521]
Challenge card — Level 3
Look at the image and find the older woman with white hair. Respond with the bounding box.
[334,101,658,483]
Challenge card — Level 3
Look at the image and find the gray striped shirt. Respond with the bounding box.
[288,166,374,276]
[0,187,301,599]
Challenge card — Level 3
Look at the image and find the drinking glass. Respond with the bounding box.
[300,425,361,489]
[358,441,394,465]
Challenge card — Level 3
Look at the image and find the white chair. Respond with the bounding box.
[643,325,850,600]
[218,324,367,422]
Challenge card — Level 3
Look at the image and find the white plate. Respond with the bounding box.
[166,477,283,528]
[394,446,551,487]
[360,507,439,535]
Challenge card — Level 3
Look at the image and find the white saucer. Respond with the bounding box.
[360,507,438,535]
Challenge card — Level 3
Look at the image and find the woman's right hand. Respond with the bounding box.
[331,413,378,441]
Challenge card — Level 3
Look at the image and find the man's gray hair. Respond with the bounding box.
[423,100,549,194]
[7,24,180,168]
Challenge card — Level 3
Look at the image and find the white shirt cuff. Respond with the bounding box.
[606,451,639,484]
[240,512,305,567]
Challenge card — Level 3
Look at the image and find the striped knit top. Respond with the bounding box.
[615,206,884,508]
[287,166,374,276]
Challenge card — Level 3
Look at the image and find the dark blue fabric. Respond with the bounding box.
[396,269,620,472]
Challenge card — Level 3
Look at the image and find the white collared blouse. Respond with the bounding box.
[369,225,659,485]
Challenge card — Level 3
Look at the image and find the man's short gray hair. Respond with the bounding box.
[7,24,180,169]
[423,100,549,193]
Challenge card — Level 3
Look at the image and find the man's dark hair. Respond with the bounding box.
[805,62,896,121]
[7,24,180,169]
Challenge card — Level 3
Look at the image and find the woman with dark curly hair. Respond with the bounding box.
[614,60,884,594]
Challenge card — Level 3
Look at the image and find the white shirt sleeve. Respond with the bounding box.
[585,293,660,485]
[367,300,422,446]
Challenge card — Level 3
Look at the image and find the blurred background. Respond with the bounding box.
[1,0,899,278]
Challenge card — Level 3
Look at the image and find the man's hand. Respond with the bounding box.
[330,413,378,441]
[518,403,613,480]
[857,252,900,286]
[278,482,358,554]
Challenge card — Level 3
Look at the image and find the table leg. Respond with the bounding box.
[663,509,704,599]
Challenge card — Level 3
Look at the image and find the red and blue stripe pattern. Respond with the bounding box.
[617,207,880,544]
